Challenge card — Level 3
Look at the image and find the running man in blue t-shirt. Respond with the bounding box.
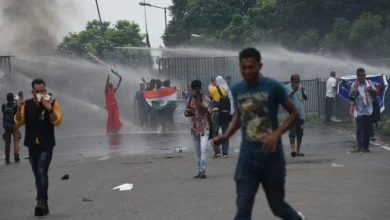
[213,48,305,220]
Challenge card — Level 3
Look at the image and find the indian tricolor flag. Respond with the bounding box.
[143,87,177,110]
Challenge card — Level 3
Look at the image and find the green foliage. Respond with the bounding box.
[379,119,390,136]
[58,19,152,68]
[164,0,390,59]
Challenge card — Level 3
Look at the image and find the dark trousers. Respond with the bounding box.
[234,150,302,220]
[28,146,53,200]
[288,119,304,145]
[371,122,377,138]
[138,107,148,128]
[325,97,335,122]
[212,112,229,155]
[356,115,372,150]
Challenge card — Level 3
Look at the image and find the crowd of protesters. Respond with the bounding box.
[134,77,176,132]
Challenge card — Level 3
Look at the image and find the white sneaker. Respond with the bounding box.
[298,212,305,220]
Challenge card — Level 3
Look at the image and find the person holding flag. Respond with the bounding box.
[349,68,378,153]
[105,67,122,134]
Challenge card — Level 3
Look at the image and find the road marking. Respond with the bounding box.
[291,202,307,206]
[332,162,344,167]
[98,156,110,161]
[381,146,390,152]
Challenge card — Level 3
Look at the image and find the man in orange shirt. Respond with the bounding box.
[15,79,62,217]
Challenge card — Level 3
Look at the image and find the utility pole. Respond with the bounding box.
[95,0,107,46]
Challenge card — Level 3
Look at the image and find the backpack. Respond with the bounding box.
[3,103,16,129]
[216,86,231,121]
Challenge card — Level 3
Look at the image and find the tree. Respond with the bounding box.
[294,29,320,53]
[58,19,152,68]
[163,0,244,46]
[320,18,351,54]
[349,12,384,57]
[163,0,390,61]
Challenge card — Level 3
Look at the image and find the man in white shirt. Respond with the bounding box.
[325,71,337,124]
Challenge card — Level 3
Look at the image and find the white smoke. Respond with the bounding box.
[0,0,77,54]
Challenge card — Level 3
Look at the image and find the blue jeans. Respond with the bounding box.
[28,147,53,200]
[192,131,209,173]
[234,149,302,220]
[355,115,372,150]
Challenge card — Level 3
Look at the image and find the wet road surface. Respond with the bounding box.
[0,124,370,165]
[1,124,390,219]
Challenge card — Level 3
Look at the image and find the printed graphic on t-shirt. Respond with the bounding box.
[238,92,273,141]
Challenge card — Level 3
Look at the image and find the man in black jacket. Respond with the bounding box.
[2,93,21,164]
[15,79,62,217]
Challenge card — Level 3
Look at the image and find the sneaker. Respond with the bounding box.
[14,154,20,163]
[213,153,221,158]
[362,149,370,153]
[193,172,201,179]
[298,212,305,220]
[200,172,207,179]
[223,155,228,158]
[350,148,362,153]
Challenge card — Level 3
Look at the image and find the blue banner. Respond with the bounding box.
[337,74,388,112]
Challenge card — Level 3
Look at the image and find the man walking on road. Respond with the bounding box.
[15,79,63,216]
[213,48,305,220]
[325,71,337,124]
[184,80,210,179]
[2,92,21,164]
[349,68,377,153]
[285,74,307,157]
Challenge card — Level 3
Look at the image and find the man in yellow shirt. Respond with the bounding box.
[209,76,233,158]
[15,79,62,217]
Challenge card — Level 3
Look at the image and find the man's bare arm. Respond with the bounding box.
[273,100,299,137]
[116,78,122,89]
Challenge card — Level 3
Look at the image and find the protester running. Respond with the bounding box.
[14,79,63,217]
[213,48,305,220]
[285,74,307,157]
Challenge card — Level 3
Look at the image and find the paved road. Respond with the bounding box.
[1,124,390,219]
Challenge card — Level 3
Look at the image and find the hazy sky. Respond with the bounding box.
[70,0,172,47]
